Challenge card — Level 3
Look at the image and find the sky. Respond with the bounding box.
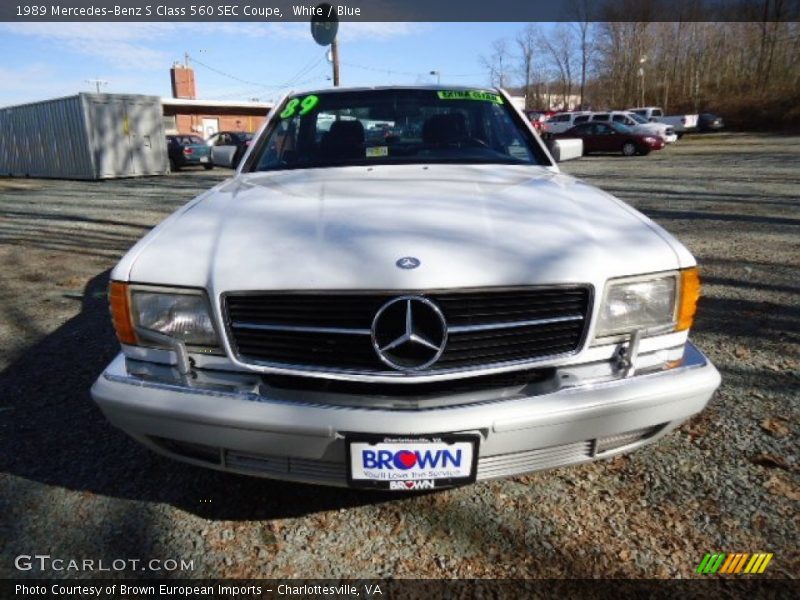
[0,22,528,107]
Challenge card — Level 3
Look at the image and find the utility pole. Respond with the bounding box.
[312,4,339,86]
[430,70,441,84]
[86,78,108,93]
[330,38,340,86]
[639,56,647,106]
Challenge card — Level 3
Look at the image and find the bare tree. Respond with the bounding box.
[569,0,594,109]
[516,25,539,109]
[480,38,513,88]
[501,15,800,127]
[540,25,577,109]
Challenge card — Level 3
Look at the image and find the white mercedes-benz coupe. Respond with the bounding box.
[91,86,720,490]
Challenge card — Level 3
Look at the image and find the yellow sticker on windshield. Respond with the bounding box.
[437,90,503,104]
[366,146,388,158]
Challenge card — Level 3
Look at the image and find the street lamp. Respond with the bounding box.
[429,70,441,85]
[638,56,647,106]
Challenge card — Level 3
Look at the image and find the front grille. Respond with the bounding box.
[477,441,593,479]
[225,286,591,374]
[225,451,346,483]
[262,367,555,398]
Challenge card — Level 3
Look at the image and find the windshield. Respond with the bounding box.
[628,113,648,124]
[250,88,547,171]
[610,122,634,134]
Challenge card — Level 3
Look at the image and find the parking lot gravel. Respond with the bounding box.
[1,133,797,579]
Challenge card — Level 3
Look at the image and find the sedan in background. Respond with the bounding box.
[206,131,254,168]
[590,111,678,144]
[556,122,665,156]
[166,135,213,171]
[698,113,725,132]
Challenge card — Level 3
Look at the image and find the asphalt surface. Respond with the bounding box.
[0,133,797,579]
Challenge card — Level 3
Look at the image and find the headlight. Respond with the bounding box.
[132,289,219,347]
[108,282,220,350]
[594,273,678,339]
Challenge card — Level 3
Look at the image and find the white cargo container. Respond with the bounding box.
[0,93,169,180]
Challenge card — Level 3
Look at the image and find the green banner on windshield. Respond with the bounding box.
[437,90,503,104]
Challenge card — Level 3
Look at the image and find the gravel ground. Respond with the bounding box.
[0,133,797,580]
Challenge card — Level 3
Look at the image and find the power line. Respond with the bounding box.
[204,56,330,101]
[189,52,328,100]
[207,70,329,101]
[339,60,483,80]
[188,56,266,88]
[339,60,417,77]
[280,53,327,88]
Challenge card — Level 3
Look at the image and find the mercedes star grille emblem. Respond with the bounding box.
[371,296,447,371]
[395,256,421,270]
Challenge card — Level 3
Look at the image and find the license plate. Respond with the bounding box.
[200,156,209,163]
[347,434,479,490]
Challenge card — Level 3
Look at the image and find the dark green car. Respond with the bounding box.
[166,135,213,171]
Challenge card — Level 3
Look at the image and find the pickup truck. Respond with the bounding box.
[91,85,720,491]
[627,106,699,136]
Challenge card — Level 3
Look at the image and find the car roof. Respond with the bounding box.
[591,111,638,116]
[290,84,500,96]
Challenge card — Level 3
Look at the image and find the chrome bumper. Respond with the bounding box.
[90,343,720,487]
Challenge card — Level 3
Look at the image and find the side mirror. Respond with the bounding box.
[547,138,583,162]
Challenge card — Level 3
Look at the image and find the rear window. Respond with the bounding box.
[173,136,205,145]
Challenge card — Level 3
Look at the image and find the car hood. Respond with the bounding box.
[118,164,692,294]
[632,123,666,136]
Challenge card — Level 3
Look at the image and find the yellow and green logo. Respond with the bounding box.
[696,552,773,574]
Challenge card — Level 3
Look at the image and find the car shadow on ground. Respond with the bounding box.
[0,270,405,521]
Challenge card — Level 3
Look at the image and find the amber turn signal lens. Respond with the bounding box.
[109,281,137,345]
[676,267,701,331]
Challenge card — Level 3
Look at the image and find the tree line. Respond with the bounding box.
[482,15,800,127]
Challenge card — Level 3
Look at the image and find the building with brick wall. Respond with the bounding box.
[162,64,273,137]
